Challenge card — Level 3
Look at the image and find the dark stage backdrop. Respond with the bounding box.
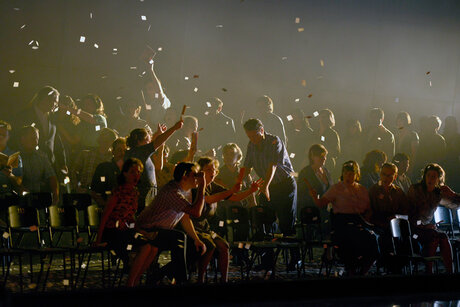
[1,0,460,133]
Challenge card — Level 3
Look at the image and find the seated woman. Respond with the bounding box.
[309,161,379,275]
[368,163,408,263]
[189,156,262,283]
[407,163,460,274]
[94,158,144,267]
[297,144,333,238]
[360,150,387,189]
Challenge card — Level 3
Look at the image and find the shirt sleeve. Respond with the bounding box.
[270,136,285,165]
[12,155,23,177]
[93,114,107,128]
[323,184,337,203]
[243,143,253,169]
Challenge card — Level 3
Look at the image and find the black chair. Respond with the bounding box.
[249,206,276,240]
[434,206,455,238]
[299,206,336,277]
[226,205,250,243]
[48,205,79,247]
[390,218,441,274]
[7,205,43,248]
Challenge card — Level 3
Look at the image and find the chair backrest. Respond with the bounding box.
[21,192,53,209]
[249,206,276,239]
[390,217,414,256]
[87,204,103,227]
[48,205,79,227]
[63,193,92,210]
[225,205,250,242]
[434,206,454,236]
[8,205,40,228]
[300,206,322,241]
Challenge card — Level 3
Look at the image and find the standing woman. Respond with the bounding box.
[125,118,184,214]
[407,163,460,274]
[94,158,145,267]
[308,161,379,275]
[297,144,333,236]
[61,94,107,149]
[316,109,340,176]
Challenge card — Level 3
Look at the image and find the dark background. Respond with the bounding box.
[1,0,460,132]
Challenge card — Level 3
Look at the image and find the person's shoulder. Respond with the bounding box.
[368,183,380,194]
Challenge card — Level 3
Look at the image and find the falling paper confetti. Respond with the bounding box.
[429,80,432,87]
[298,27,305,32]
[157,47,162,51]
[426,71,430,75]
[301,80,307,87]
[141,15,147,21]
[216,25,223,28]
[145,104,152,110]
[154,93,159,98]
[295,98,300,102]
[193,87,198,92]
[63,280,70,286]
[64,177,70,184]
[321,136,325,142]
[308,94,313,98]
[238,242,244,249]
[94,43,99,48]
[245,243,251,249]
[295,17,300,24]
[219,221,224,227]
[90,12,93,19]
[290,153,296,158]
[9,70,15,74]
[313,111,319,117]
[127,244,132,251]
[193,75,199,78]
[80,36,86,43]
[286,115,293,121]
[66,111,71,115]
[13,82,19,88]
[206,101,212,107]
[130,66,137,70]
[95,125,101,131]
[184,76,189,80]
[204,111,209,116]
[320,59,324,67]
[100,176,106,182]
[395,97,400,103]
[20,24,26,29]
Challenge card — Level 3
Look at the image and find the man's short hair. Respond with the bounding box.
[381,162,398,174]
[19,125,38,139]
[244,118,263,131]
[173,162,198,182]
[0,120,12,131]
[370,108,384,121]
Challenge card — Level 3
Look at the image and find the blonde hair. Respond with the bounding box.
[222,143,243,165]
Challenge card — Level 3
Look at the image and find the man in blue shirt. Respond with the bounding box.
[243,118,297,236]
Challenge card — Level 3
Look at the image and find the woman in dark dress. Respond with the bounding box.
[407,163,460,273]
[297,144,333,237]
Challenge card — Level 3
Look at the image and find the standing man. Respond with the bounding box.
[243,118,297,236]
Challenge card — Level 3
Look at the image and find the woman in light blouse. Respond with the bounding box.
[309,160,379,275]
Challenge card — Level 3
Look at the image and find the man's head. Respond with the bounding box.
[369,108,384,126]
[256,96,274,114]
[380,162,398,187]
[19,126,39,152]
[0,120,12,149]
[207,97,224,114]
[197,156,219,184]
[244,118,264,145]
[112,137,127,161]
[392,153,410,175]
[97,128,118,151]
[183,116,198,136]
[31,86,59,113]
[174,162,199,190]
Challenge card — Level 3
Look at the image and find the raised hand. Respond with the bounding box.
[250,178,264,193]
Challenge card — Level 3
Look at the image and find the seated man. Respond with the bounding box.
[127,162,207,287]
[19,126,59,205]
[90,137,127,207]
[0,120,22,194]
[369,162,409,271]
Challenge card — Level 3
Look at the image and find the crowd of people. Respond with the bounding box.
[2,49,460,285]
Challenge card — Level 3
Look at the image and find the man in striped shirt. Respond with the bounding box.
[128,162,206,286]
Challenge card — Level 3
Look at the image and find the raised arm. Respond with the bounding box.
[183,172,207,218]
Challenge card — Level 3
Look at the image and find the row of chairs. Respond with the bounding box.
[0,192,116,292]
